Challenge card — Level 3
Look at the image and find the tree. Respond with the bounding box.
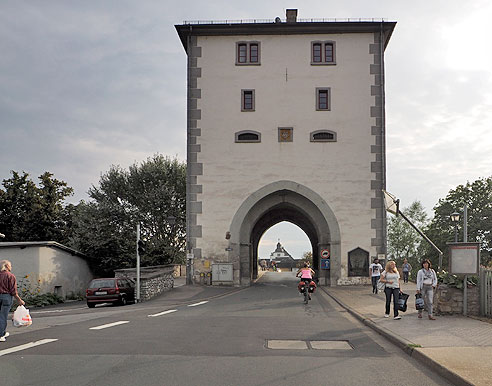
[422,177,492,267]
[0,171,73,242]
[297,251,313,268]
[387,200,429,275]
[69,154,186,276]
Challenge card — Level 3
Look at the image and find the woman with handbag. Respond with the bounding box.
[380,260,402,320]
[416,259,437,320]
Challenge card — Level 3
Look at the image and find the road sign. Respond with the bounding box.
[320,259,330,269]
[187,253,194,260]
[321,249,330,258]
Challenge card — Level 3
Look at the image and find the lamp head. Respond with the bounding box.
[450,212,460,223]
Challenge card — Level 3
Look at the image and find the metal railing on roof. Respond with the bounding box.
[182,18,389,25]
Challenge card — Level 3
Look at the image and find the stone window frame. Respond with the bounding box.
[316,87,331,111]
[241,89,255,111]
[236,41,261,66]
[310,130,337,142]
[311,40,336,65]
[235,130,261,143]
[278,127,293,142]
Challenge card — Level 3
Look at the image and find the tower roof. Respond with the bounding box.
[175,17,396,51]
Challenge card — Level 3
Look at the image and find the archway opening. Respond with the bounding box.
[249,202,321,283]
[257,221,312,282]
[229,181,341,287]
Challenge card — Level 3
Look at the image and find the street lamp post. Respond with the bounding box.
[167,215,176,263]
[450,212,460,242]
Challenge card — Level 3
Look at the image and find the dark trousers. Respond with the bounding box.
[403,271,409,283]
[384,287,400,317]
[371,276,380,293]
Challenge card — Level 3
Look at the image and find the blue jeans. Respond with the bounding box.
[403,271,409,283]
[0,293,13,337]
[384,287,400,317]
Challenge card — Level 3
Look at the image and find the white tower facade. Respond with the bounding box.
[176,10,396,286]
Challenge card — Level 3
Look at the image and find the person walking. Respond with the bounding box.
[369,258,383,294]
[402,258,412,283]
[0,260,25,342]
[380,260,402,320]
[416,259,437,320]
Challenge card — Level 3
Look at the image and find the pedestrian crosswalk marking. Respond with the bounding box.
[0,339,58,356]
[89,321,129,330]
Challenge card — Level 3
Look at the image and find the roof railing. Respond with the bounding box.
[182,18,389,25]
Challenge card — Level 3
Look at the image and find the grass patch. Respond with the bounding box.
[407,343,422,349]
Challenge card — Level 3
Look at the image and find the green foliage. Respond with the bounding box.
[420,176,492,268]
[297,251,313,268]
[437,270,478,289]
[0,171,74,243]
[387,201,429,277]
[15,275,64,309]
[69,154,186,276]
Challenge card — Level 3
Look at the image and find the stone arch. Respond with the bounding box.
[228,180,341,286]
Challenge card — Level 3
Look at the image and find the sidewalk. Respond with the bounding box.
[322,282,492,386]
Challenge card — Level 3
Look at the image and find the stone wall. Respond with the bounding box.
[435,284,479,316]
[114,265,175,302]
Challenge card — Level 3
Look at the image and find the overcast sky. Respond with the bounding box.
[1,1,491,259]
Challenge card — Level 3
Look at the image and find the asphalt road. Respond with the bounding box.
[0,272,451,386]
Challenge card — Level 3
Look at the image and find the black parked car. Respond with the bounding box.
[86,278,135,308]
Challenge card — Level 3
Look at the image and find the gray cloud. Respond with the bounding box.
[1,0,491,251]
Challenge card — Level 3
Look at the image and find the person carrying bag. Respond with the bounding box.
[416,259,437,320]
[380,260,402,320]
[0,260,26,342]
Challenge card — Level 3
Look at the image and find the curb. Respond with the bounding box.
[320,287,473,386]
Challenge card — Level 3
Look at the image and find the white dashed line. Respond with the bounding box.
[0,339,58,357]
[89,321,129,330]
[148,309,178,317]
[188,301,208,307]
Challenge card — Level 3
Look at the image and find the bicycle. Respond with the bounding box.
[297,278,316,304]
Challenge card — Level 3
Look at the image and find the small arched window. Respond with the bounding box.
[310,130,337,142]
[235,130,261,143]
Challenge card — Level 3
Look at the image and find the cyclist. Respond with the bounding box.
[296,263,316,300]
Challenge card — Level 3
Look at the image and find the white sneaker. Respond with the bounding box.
[384,314,390,318]
[0,337,5,342]
[394,315,402,320]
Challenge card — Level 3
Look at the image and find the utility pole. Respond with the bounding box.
[136,224,141,302]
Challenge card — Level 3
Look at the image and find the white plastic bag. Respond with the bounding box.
[12,305,32,327]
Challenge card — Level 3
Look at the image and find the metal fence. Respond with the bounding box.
[480,267,492,317]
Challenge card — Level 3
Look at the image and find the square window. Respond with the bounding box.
[311,41,336,65]
[236,42,261,65]
[278,127,293,142]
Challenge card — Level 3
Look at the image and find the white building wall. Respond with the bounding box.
[194,33,377,279]
[0,245,93,297]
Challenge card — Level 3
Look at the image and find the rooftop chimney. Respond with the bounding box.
[286,9,298,23]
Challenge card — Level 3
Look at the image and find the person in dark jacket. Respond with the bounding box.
[0,260,25,342]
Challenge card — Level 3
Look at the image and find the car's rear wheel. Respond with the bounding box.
[87,302,96,308]
[119,296,127,306]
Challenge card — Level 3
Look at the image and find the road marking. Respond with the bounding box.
[0,339,58,357]
[188,301,208,307]
[148,309,178,317]
[31,307,87,314]
[89,321,129,330]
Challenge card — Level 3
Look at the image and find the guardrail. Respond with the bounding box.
[182,18,390,25]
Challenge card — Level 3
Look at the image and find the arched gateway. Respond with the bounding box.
[176,10,396,286]
[229,181,340,286]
